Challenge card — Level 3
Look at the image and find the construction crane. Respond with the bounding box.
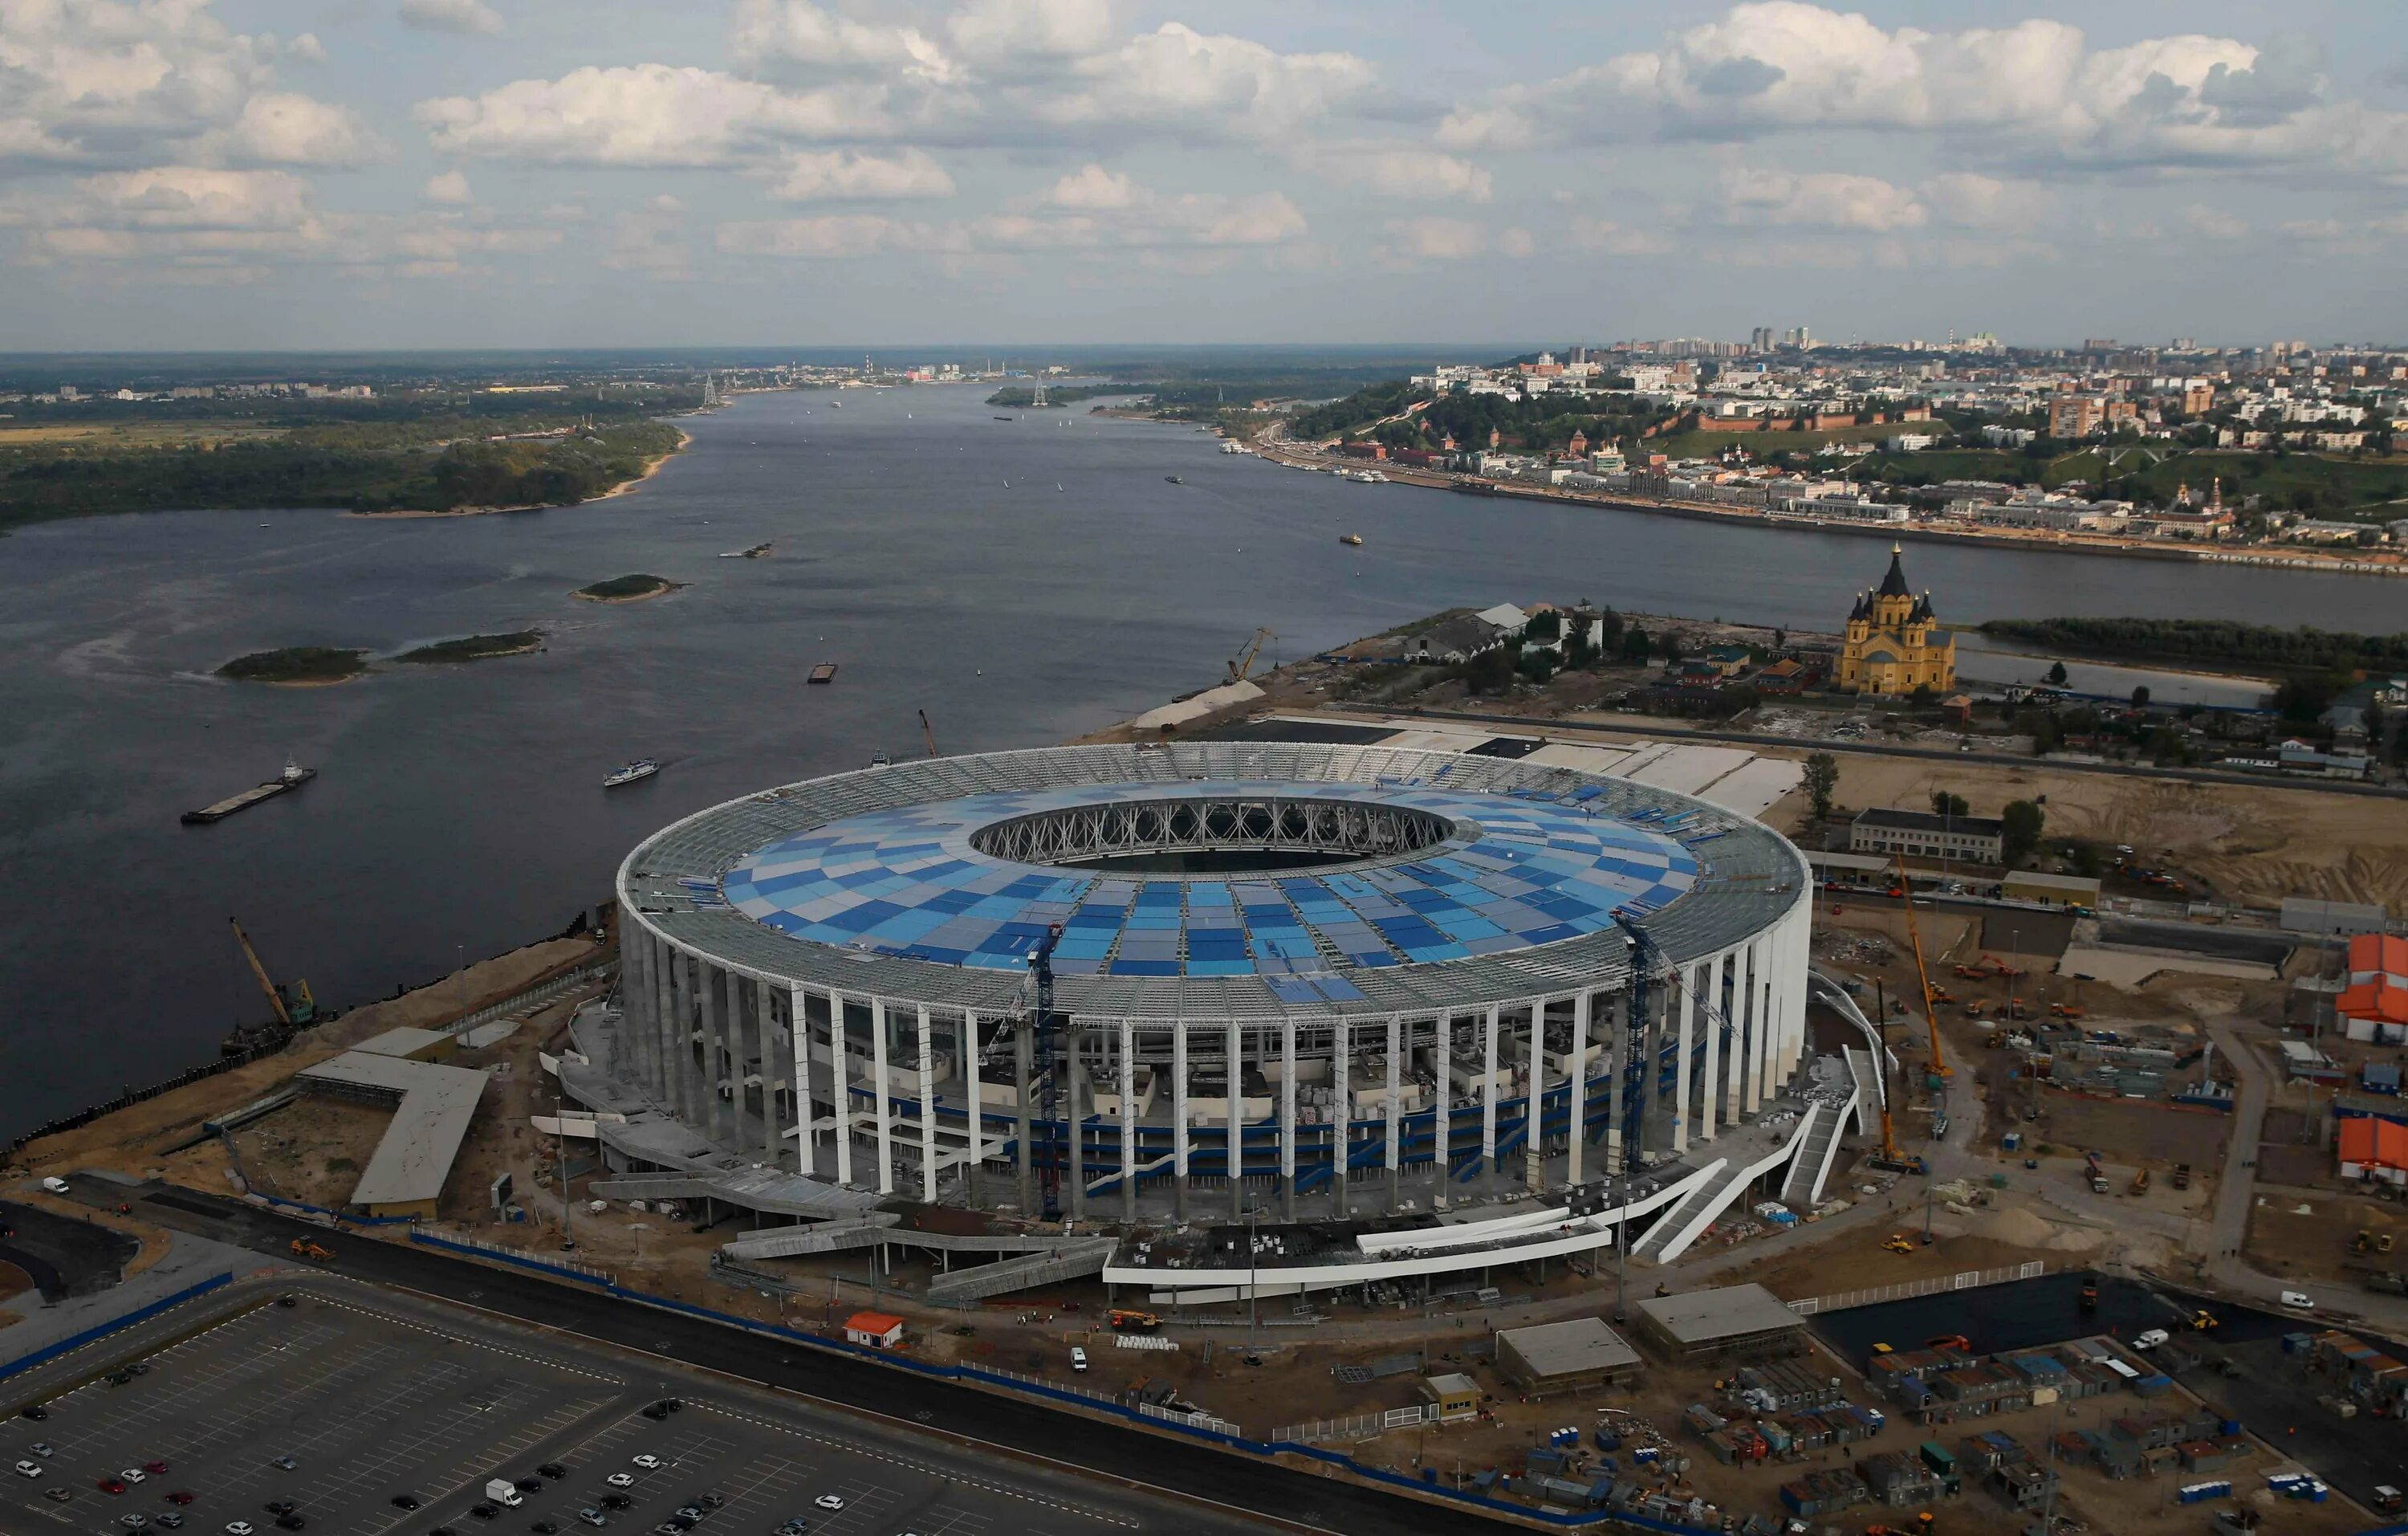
[1225,626,1275,684]
[917,709,938,758]
[230,918,315,1030]
[1024,923,1067,1221]
[1891,854,1950,1078]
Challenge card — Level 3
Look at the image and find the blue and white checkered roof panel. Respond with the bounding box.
[722,780,1697,980]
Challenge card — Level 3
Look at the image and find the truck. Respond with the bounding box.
[485,1480,523,1508]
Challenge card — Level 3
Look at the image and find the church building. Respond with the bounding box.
[1837,545,1955,695]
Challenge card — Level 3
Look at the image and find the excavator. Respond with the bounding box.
[287,1238,333,1262]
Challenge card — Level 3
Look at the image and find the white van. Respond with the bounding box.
[2280,1290,2314,1310]
[38,1177,68,1196]
[1069,1347,1088,1373]
[2131,1329,2170,1351]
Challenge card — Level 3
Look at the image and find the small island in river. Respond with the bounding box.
[573,573,680,603]
[396,630,545,664]
[218,646,371,685]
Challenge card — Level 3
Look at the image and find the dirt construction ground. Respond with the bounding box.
[1802,752,2408,912]
[2243,1187,2408,1287]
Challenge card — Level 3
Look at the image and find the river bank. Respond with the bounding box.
[1252,438,2408,578]
[342,429,692,520]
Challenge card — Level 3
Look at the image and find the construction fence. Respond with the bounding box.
[1786,1261,2045,1315]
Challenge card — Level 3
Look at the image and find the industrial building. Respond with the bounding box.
[295,1045,489,1219]
[1632,1284,1808,1362]
[584,739,1834,1300]
[1495,1317,1642,1394]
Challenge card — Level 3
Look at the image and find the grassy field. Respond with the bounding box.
[0,420,284,446]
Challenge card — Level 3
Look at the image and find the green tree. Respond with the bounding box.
[1930,790,1970,818]
[2129,685,2151,710]
[2044,662,2069,687]
[1802,752,1840,821]
[2001,800,2046,865]
[1658,631,1685,662]
[1621,625,1652,663]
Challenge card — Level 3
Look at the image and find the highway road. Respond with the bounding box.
[97,1183,1520,1536]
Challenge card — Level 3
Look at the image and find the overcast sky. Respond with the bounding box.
[8,1,2408,352]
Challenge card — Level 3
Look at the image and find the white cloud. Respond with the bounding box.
[285,34,327,64]
[2185,203,2247,238]
[1385,214,1487,261]
[0,1,369,173]
[399,0,504,36]
[1293,143,1491,202]
[1436,4,2408,179]
[1497,226,1533,257]
[422,169,474,205]
[1720,166,1926,231]
[730,1,958,85]
[1050,23,1373,141]
[1568,217,1674,256]
[413,65,889,166]
[718,214,964,259]
[11,165,558,277]
[946,0,1117,60]
[769,147,954,201]
[1043,163,1136,209]
[1918,172,2048,229]
[215,92,384,166]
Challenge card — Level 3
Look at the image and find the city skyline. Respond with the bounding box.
[4,1,2408,349]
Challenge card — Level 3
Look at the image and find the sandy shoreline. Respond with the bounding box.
[572,579,683,605]
[340,428,692,520]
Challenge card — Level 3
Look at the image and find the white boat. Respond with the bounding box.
[604,760,660,788]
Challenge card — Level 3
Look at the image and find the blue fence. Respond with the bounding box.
[0,1273,234,1386]
[409,1232,612,1285]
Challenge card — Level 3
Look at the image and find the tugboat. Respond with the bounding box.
[1165,475,1184,485]
[604,759,660,788]
[1340,533,1364,546]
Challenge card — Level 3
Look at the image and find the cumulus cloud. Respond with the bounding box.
[1293,143,1492,202]
[1918,172,2048,229]
[768,147,954,201]
[1043,163,1137,209]
[2185,203,2247,238]
[11,165,557,277]
[718,214,963,259]
[946,0,1117,60]
[1048,23,1373,141]
[1385,214,1487,260]
[0,1,373,173]
[1434,3,2408,178]
[1568,217,1674,256]
[730,0,958,85]
[422,169,474,205]
[399,0,504,35]
[414,65,889,166]
[1720,166,1926,231]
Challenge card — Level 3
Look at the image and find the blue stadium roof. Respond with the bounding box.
[722,780,1697,985]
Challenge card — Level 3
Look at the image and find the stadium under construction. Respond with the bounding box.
[574,739,1878,1303]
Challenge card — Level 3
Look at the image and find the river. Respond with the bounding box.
[4,385,2402,1137]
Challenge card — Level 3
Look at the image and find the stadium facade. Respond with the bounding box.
[597,742,1832,1283]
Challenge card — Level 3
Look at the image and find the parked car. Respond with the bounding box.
[157,1514,186,1529]
[273,1514,304,1531]
[39,1176,69,1194]
[392,1496,421,1512]
[19,1405,47,1420]
[812,1497,844,1513]
[166,1491,197,1505]
[600,1495,632,1511]
[120,1514,152,1530]
[28,1442,55,1458]
[14,1460,42,1479]
[43,1487,72,1503]
[630,1457,661,1472]
[222,1523,254,1536]
[101,1478,129,1495]
[537,1465,566,1481]
[606,1474,634,1489]
[578,1510,608,1528]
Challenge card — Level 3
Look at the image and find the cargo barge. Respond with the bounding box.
[807,663,838,684]
[182,757,315,825]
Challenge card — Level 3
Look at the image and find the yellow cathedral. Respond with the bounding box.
[1837,545,1955,695]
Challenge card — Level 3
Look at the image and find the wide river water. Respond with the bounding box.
[4,385,2401,1136]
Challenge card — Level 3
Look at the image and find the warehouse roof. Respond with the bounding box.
[2339,1117,2408,1171]
[1497,1316,1641,1378]
[297,1050,488,1211]
[1634,1283,1804,1344]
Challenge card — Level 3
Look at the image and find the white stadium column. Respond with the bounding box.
[1567,992,1588,1186]
[791,985,816,1176]
[1119,1017,1137,1223]
[756,977,781,1166]
[1225,1017,1243,1220]
[1433,1012,1452,1189]
[650,931,673,1102]
[1173,1021,1190,1220]
[918,1004,938,1204]
[1674,965,1695,1155]
[1785,907,1812,1077]
[831,990,854,1186]
[1523,1001,1546,1195]
[963,1008,983,1207]
[1385,1013,1402,1208]
[702,965,730,1143]
[1332,1018,1351,1212]
[870,997,894,1196]
[1481,1004,1499,1181]
[1279,1017,1298,1220]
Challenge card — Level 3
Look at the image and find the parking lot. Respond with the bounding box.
[1,1282,1259,1536]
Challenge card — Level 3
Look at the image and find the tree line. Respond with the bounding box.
[1980,617,2408,674]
